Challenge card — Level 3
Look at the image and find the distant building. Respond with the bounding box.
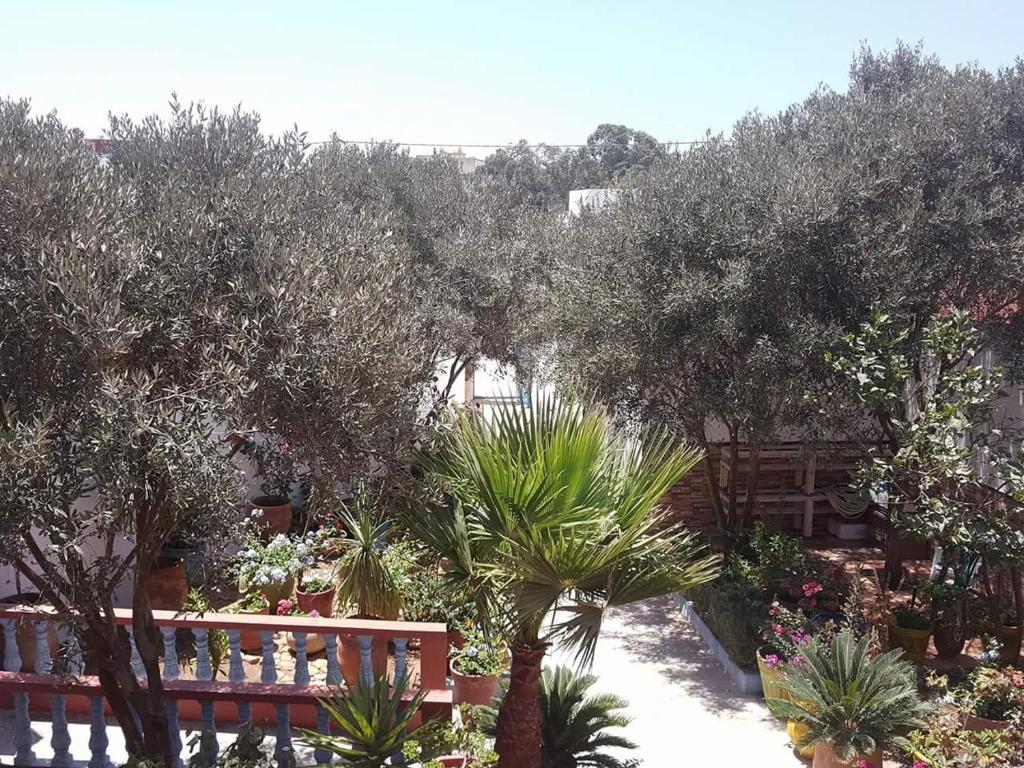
[568,187,619,216]
[432,148,485,174]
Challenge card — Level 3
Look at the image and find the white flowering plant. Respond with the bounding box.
[451,624,505,677]
[236,530,324,590]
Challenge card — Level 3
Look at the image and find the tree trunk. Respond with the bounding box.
[86,621,146,757]
[132,553,173,765]
[495,643,546,768]
[726,426,739,530]
[702,452,727,532]
[1013,566,1024,627]
[740,442,761,530]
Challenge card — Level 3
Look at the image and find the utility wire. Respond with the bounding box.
[308,138,709,150]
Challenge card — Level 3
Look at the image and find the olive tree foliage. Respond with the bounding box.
[304,140,556,404]
[0,99,438,763]
[545,45,1024,532]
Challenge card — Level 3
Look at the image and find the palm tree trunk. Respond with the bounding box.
[495,643,546,768]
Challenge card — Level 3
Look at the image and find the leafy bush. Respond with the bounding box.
[962,666,1024,721]
[688,578,766,669]
[401,565,475,627]
[908,706,1021,768]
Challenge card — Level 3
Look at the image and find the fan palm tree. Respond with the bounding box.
[405,396,720,768]
[541,665,638,768]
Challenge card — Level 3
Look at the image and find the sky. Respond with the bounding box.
[2,1,1023,155]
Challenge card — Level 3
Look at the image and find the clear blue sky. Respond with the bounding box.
[2,1,1022,153]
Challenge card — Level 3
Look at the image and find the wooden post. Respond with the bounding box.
[802,452,816,538]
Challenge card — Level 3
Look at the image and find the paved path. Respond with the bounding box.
[548,595,802,767]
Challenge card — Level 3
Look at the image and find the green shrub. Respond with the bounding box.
[689,577,766,669]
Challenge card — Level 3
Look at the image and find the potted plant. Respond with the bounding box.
[890,590,933,665]
[244,438,297,536]
[399,562,475,649]
[922,580,971,659]
[450,624,505,706]
[230,591,270,654]
[992,607,1022,666]
[278,597,326,655]
[297,574,336,618]
[333,495,403,685]
[236,533,315,607]
[960,666,1024,732]
[758,600,811,707]
[770,630,930,768]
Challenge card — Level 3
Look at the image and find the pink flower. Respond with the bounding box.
[913,762,927,768]
[802,581,823,597]
[763,654,782,669]
[769,601,782,617]
[856,760,870,768]
[309,609,320,618]
[789,655,804,665]
[278,442,290,453]
[276,598,294,616]
[772,623,785,636]
[808,598,818,608]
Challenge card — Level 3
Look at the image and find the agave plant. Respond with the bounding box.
[298,674,426,768]
[769,630,931,764]
[405,395,720,768]
[541,666,638,768]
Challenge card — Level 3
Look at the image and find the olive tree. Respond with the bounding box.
[0,99,438,763]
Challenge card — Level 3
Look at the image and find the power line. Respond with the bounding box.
[308,138,709,150]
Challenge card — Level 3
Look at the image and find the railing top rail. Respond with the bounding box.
[0,605,447,639]
[0,671,453,707]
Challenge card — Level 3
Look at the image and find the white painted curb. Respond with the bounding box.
[674,593,763,696]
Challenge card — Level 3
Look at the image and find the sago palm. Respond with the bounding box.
[769,630,931,763]
[541,666,638,768]
[406,396,719,768]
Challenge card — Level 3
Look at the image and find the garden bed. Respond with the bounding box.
[674,592,763,695]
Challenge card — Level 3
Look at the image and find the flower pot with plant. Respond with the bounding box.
[769,630,930,768]
[278,597,326,655]
[333,493,403,685]
[243,438,297,537]
[991,608,1022,665]
[399,559,475,650]
[758,601,811,708]
[236,532,317,607]
[960,666,1024,732]
[889,586,933,665]
[297,574,336,618]
[147,556,189,611]
[450,625,504,706]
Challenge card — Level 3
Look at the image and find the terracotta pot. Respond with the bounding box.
[812,742,881,768]
[339,615,389,686]
[287,631,326,656]
[257,576,296,611]
[0,615,59,673]
[296,586,335,618]
[250,496,293,537]
[433,758,467,768]
[235,606,269,654]
[994,623,1022,664]
[932,613,967,659]
[756,648,787,708]
[889,620,931,664]
[963,712,1011,732]
[451,667,499,706]
[147,558,188,611]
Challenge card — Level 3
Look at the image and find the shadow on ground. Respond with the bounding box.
[597,595,766,715]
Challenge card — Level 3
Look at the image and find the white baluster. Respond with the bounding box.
[260,631,277,683]
[38,623,71,767]
[161,627,183,767]
[195,628,218,761]
[324,633,341,685]
[314,633,338,766]
[358,635,374,689]
[3,619,33,764]
[293,633,309,685]
[89,696,109,768]
[394,637,408,688]
[227,630,251,723]
[274,704,292,766]
[127,628,145,678]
